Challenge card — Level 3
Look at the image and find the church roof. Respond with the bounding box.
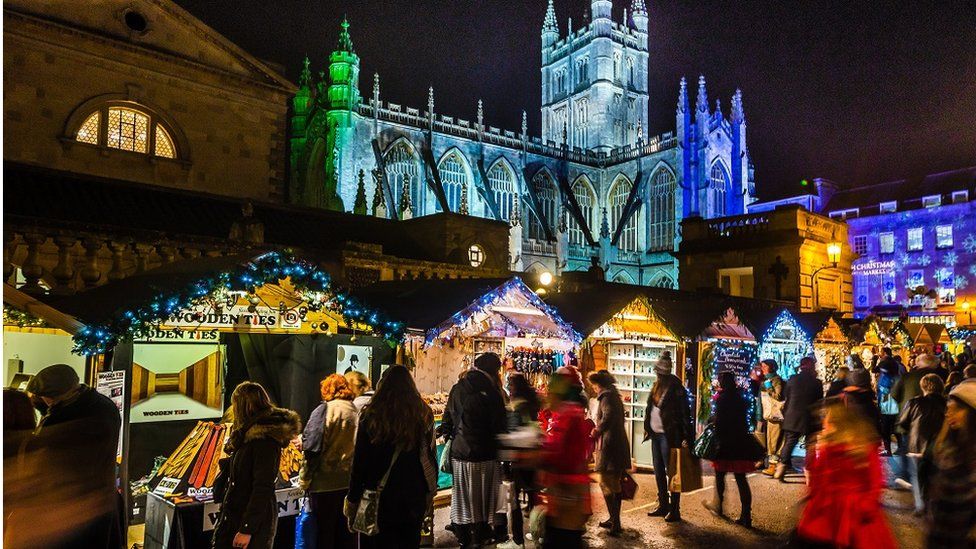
[824,166,976,212]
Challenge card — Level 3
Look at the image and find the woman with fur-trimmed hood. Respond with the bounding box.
[212,382,301,549]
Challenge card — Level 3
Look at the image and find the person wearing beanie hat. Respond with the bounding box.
[437,353,508,548]
[644,353,695,521]
[9,364,123,548]
[925,380,976,547]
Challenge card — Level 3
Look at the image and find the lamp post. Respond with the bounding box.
[962,300,973,326]
[811,242,842,311]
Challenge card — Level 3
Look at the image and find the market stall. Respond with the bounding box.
[44,252,401,543]
[851,317,913,367]
[754,309,813,381]
[905,322,952,355]
[794,313,851,383]
[546,287,681,468]
[948,326,976,356]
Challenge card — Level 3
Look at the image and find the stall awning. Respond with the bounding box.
[356,277,581,346]
[41,252,404,355]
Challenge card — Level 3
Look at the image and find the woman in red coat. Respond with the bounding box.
[796,398,896,549]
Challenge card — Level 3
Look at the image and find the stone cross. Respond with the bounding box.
[768,255,789,300]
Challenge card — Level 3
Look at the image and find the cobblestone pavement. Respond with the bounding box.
[432,470,924,548]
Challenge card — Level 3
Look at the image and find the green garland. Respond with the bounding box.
[3,306,49,328]
[73,252,404,355]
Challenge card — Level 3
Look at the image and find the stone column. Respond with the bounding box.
[21,233,47,294]
[107,240,128,282]
[51,236,78,294]
[132,243,154,274]
[80,237,103,288]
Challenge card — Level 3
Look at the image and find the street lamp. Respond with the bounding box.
[962,300,973,325]
[812,241,843,311]
[539,271,553,287]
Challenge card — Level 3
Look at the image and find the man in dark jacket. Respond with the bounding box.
[438,353,508,548]
[873,347,898,377]
[774,357,823,481]
[644,353,695,521]
[19,364,123,549]
[825,366,850,398]
[896,373,946,514]
[892,353,938,409]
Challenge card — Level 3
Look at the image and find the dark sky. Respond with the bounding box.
[176,0,976,199]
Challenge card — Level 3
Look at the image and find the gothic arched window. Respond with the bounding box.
[569,177,595,246]
[613,52,621,81]
[528,171,557,240]
[648,167,676,251]
[627,57,635,84]
[436,151,469,213]
[702,161,729,218]
[385,140,423,215]
[488,161,518,222]
[74,104,178,158]
[575,99,589,148]
[610,176,639,252]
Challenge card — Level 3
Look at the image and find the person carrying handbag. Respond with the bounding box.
[345,366,438,549]
[758,359,785,475]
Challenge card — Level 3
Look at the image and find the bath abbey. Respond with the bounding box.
[288,0,757,286]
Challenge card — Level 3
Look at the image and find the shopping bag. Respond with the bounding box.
[294,500,317,549]
[620,472,638,501]
[693,423,720,460]
[439,439,453,474]
[668,447,703,493]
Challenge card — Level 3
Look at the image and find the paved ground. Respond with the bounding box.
[432,469,925,548]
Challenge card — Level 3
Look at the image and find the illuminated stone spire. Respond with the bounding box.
[677,76,688,113]
[714,98,722,119]
[696,75,708,114]
[543,0,558,37]
[632,0,647,15]
[637,118,644,144]
[731,89,745,124]
[371,169,386,218]
[299,56,312,89]
[353,169,368,215]
[428,86,434,113]
[337,17,354,53]
[510,196,521,227]
[373,73,380,100]
[521,110,528,139]
[600,207,610,238]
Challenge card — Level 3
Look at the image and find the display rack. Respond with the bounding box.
[607,341,677,467]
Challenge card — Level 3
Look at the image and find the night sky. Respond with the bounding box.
[176,0,976,199]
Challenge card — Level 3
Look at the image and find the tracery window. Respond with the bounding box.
[568,178,595,246]
[701,162,729,218]
[611,176,639,252]
[436,151,468,213]
[648,167,676,251]
[488,161,518,222]
[575,99,589,148]
[385,140,423,215]
[74,104,178,159]
[528,172,557,240]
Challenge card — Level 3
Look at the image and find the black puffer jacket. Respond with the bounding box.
[897,393,946,454]
[713,388,765,462]
[644,373,694,448]
[212,408,301,549]
[439,369,508,462]
[782,370,823,434]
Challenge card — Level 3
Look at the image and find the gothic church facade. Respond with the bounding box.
[289,0,756,286]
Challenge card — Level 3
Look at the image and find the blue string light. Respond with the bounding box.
[72,252,405,355]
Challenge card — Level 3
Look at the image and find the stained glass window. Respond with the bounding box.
[569,178,594,246]
[76,112,100,145]
[488,161,517,222]
[648,167,675,251]
[385,141,423,215]
[702,162,729,217]
[611,176,638,252]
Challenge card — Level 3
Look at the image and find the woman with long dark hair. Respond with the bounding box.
[926,382,976,548]
[702,372,764,527]
[213,382,301,549]
[345,365,438,548]
[587,370,631,536]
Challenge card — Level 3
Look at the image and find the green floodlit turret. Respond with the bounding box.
[328,18,361,115]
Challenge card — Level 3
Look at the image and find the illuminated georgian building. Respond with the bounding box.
[289,0,757,287]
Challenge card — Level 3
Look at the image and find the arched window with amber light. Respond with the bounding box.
[74,104,179,159]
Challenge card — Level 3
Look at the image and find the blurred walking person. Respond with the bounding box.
[6,364,123,549]
[438,353,508,548]
[496,373,542,549]
[926,382,976,548]
[703,372,765,527]
[588,370,631,537]
[213,382,301,549]
[344,365,438,549]
[877,356,902,455]
[539,371,592,548]
[644,352,695,521]
[896,373,946,515]
[795,398,896,548]
[759,359,785,475]
[300,374,359,549]
[775,357,823,480]
[825,366,850,398]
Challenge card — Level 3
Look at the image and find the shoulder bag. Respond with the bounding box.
[352,447,401,536]
[692,423,720,461]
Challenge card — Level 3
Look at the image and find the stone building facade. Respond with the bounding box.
[4,0,294,201]
[289,1,757,287]
[677,206,854,313]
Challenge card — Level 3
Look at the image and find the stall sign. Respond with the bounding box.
[852,260,895,276]
[95,370,126,458]
[203,487,305,531]
[137,328,220,343]
[163,304,302,331]
[152,477,181,498]
[131,342,223,423]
